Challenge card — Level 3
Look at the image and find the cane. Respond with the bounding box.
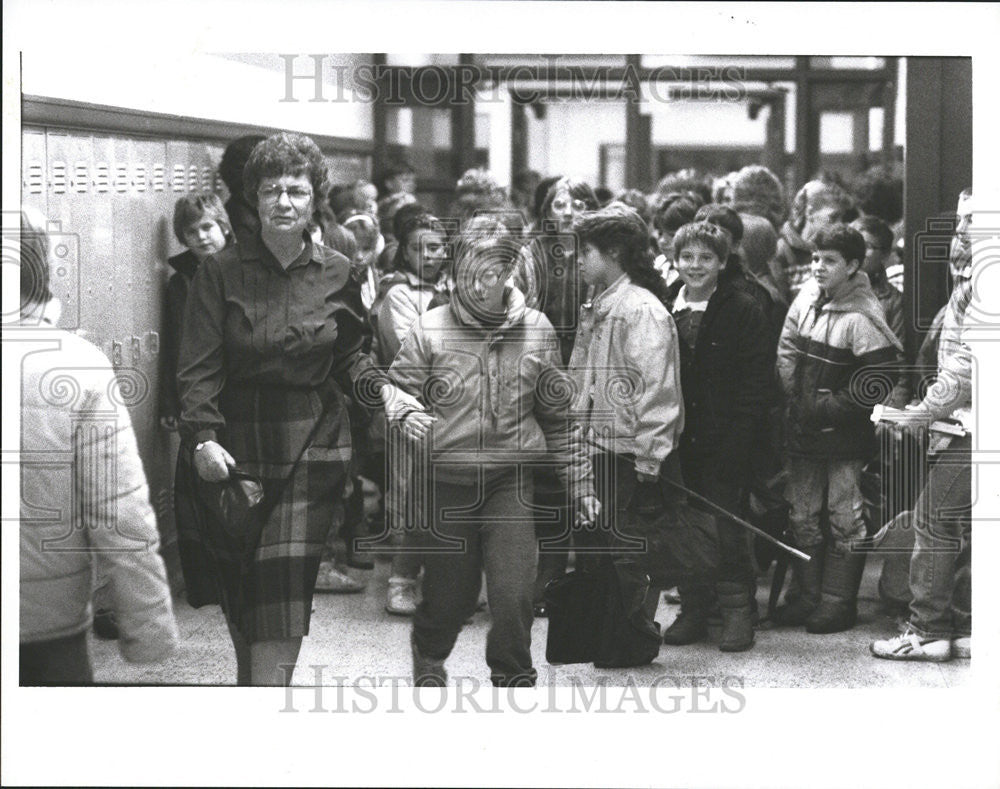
[661,477,811,562]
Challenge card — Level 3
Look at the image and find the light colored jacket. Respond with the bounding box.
[567,275,685,477]
[389,286,594,493]
[910,246,973,424]
[18,305,178,662]
[376,270,445,366]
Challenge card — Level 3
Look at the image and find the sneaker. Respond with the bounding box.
[386,577,418,616]
[870,629,952,662]
[314,562,367,594]
[952,636,971,660]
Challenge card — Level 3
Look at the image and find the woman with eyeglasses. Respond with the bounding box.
[177,132,414,685]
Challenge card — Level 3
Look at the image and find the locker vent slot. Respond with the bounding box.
[51,161,67,193]
[114,164,129,193]
[73,163,89,193]
[25,162,44,194]
[94,164,110,192]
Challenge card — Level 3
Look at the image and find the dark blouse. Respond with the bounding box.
[177,232,386,445]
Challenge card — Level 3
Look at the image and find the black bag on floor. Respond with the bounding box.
[544,558,661,668]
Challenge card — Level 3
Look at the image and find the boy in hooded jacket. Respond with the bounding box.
[776,224,903,634]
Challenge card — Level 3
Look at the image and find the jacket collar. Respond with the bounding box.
[589,273,630,319]
[450,285,527,333]
[167,249,201,279]
[802,271,903,350]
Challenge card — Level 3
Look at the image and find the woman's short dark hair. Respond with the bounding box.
[172,192,233,246]
[19,206,52,306]
[242,132,330,208]
[672,221,732,264]
[573,203,672,306]
[219,134,266,196]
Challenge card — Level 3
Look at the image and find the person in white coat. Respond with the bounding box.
[17,206,179,685]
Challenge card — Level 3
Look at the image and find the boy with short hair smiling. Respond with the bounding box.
[776,224,903,634]
[662,221,771,652]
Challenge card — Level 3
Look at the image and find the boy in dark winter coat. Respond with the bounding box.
[776,224,903,633]
[662,221,772,652]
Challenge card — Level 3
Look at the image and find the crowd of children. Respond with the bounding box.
[21,128,972,686]
[154,143,973,683]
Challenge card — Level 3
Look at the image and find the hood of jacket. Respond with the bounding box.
[799,271,903,352]
[450,284,527,332]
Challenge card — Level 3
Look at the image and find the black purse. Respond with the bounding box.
[194,467,265,549]
[544,558,661,669]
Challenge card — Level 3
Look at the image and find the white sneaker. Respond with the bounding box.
[870,629,952,662]
[952,636,971,659]
[386,577,418,616]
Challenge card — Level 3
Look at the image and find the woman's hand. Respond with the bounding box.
[159,416,179,432]
[636,470,659,484]
[575,494,602,527]
[381,382,436,441]
[193,440,235,482]
[402,409,436,443]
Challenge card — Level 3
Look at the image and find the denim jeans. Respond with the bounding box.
[412,468,537,686]
[786,456,866,551]
[907,435,972,639]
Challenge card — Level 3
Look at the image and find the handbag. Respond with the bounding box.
[544,558,661,669]
[194,466,265,549]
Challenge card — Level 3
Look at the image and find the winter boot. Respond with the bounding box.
[411,636,447,687]
[806,545,867,634]
[716,580,755,652]
[662,584,712,645]
[773,544,823,626]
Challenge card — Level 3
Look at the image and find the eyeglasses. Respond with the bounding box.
[551,198,588,213]
[258,184,313,205]
[472,268,507,287]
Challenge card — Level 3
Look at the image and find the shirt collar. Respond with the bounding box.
[589,273,630,316]
[238,231,319,273]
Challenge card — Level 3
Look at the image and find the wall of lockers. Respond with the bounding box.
[21,123,370,590]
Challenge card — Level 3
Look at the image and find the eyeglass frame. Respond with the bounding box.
[257,183,314,205]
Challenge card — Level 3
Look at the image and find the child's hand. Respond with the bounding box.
[575,495,601,527]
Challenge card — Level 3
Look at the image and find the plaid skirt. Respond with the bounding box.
[180,379,352,642]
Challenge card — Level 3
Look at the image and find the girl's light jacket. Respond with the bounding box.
[567,275,685,477]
